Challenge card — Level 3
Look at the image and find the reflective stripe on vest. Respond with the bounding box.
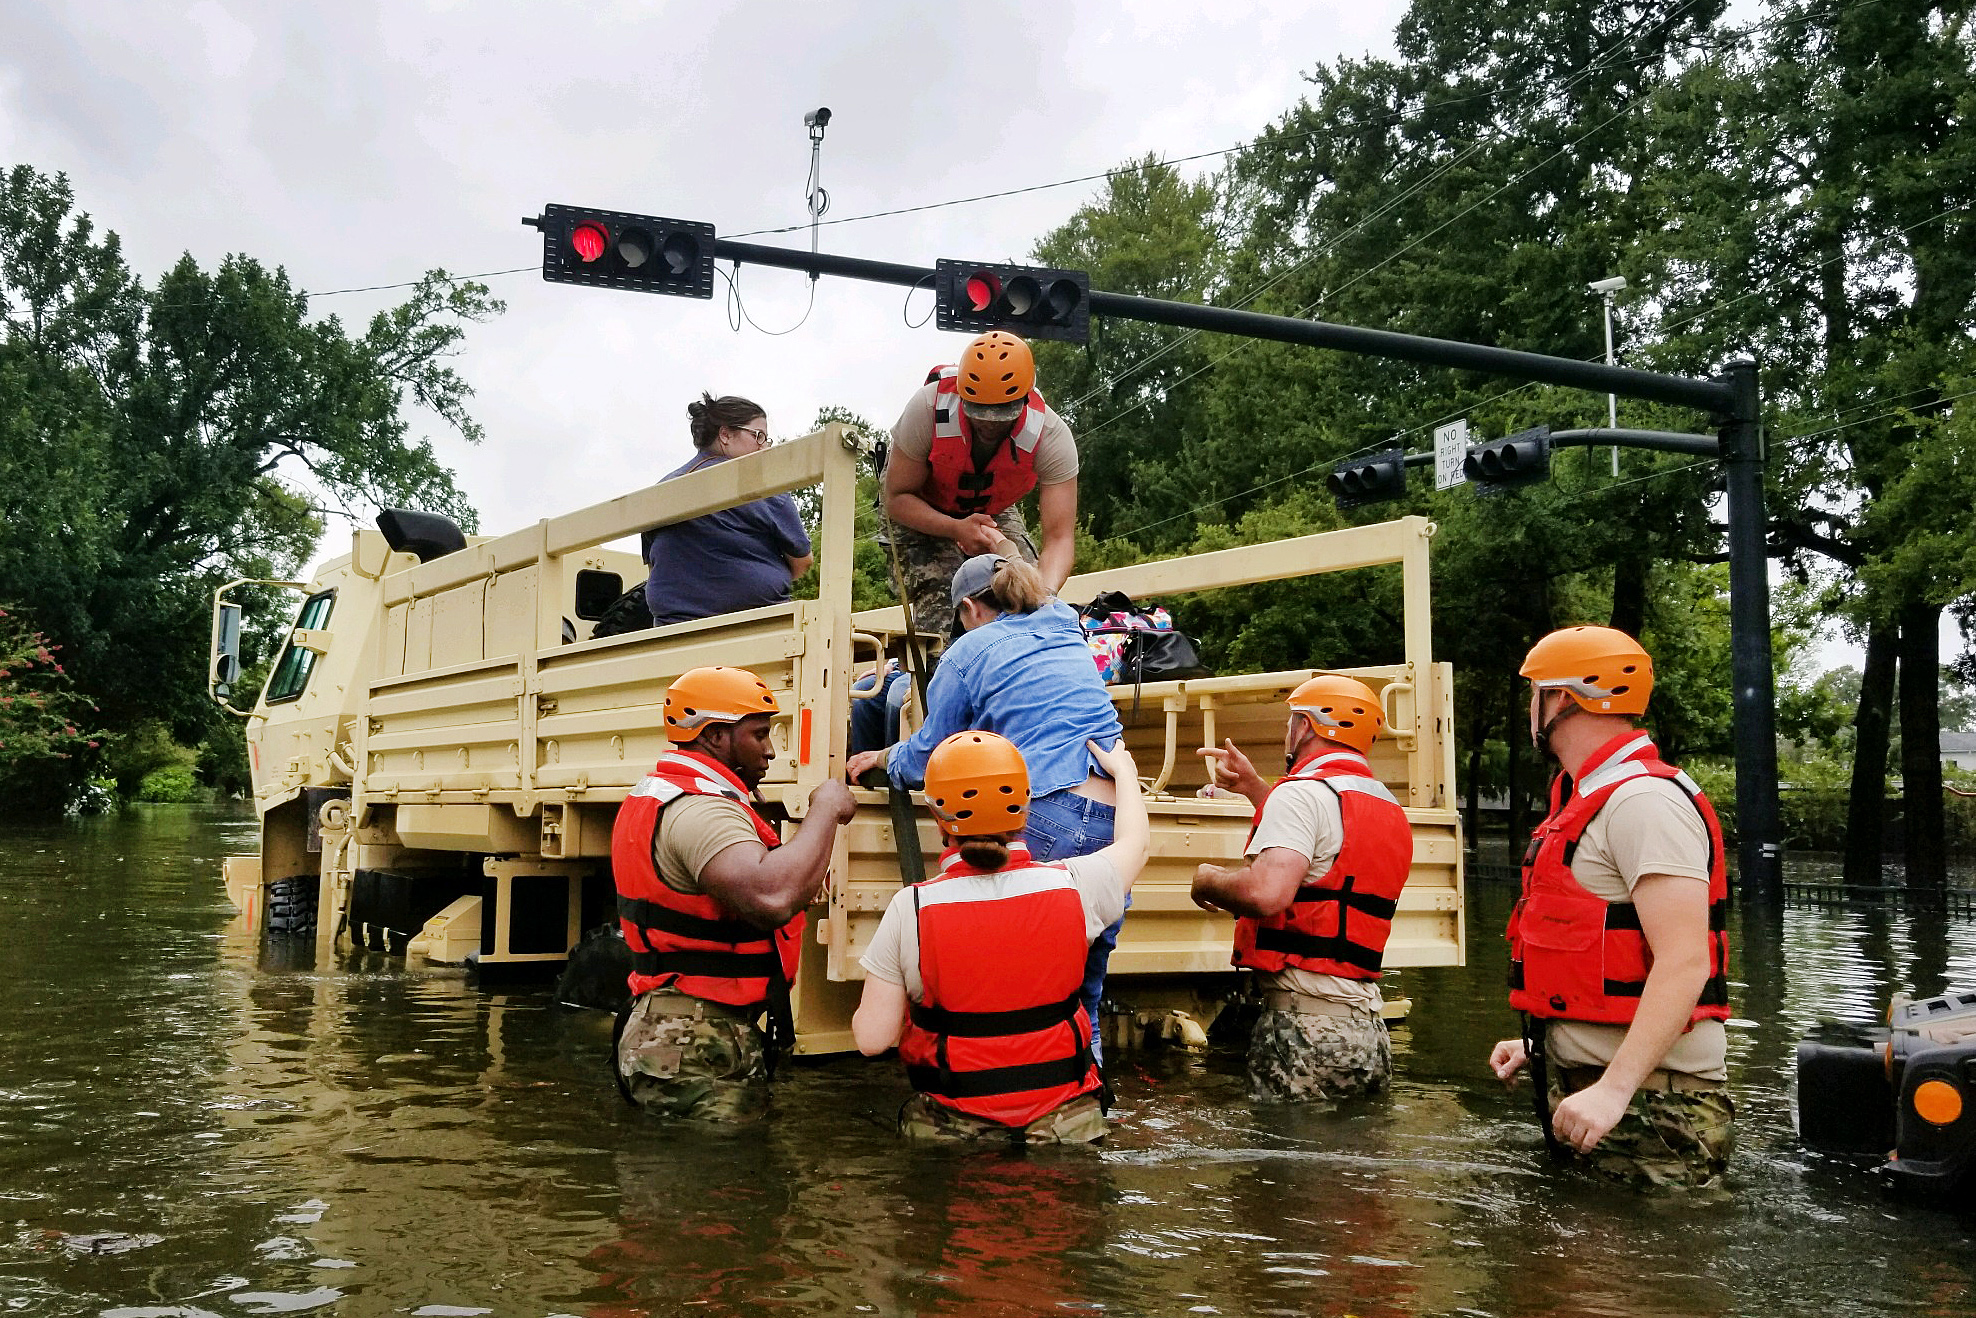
[1232,749,1414,981]
[919,366,1049,517]
[1506,731,1731,1025]
[609,750,803,1008]
[896,846,1101,1126]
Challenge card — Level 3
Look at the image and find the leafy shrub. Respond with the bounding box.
[136,764,205,803]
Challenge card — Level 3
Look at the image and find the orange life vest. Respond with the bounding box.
[609,749,803,1008]
[1507,731,1731,1025]
[1232,748,1414,980]
[897,842,1102,1127]
[920,365,1050,517]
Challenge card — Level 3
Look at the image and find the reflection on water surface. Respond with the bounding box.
[1,806,1972,1317]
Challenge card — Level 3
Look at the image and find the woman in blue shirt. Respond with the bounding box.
[845,553,1130,1062]
[644,394,814,627]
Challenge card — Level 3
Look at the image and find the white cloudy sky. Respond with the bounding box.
[0,0,1406,550]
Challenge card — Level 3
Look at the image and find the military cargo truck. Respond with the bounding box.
[213,423,1463,1054]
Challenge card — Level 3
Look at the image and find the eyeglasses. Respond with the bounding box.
[728,425,771,446]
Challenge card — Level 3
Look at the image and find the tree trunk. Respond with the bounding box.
[1610,554,1648,640]
[1844,617,1899,890]
[1464,733,1482,855]
[1899,596,1946,891]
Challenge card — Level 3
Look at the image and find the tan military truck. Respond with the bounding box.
[213,423,1462,1054]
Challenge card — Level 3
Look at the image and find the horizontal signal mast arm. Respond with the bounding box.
[709,237,1740,418]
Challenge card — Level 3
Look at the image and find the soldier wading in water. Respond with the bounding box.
[1490,627,1735,1189]
[610,666,856,1125]
[1191,676,1415,1101]
[853,731,1148,1144]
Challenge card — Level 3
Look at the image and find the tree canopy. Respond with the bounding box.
[0,164,500,807]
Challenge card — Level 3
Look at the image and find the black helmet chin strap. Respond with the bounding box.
[1532,689,1581,760]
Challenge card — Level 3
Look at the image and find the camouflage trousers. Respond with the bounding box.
[615,989,769,1126]
[898,1093,1107,1145]
[1548,1064,1736,1190]
[887,510,1039,640]
[1247,1005,1392,1102]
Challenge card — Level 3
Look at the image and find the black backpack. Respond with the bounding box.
[1080,589,1212,684]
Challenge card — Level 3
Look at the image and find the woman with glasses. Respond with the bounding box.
[642,393,814,628]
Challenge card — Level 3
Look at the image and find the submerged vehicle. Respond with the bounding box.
[210,422,1465,1053]
[1798,989,1976,1196]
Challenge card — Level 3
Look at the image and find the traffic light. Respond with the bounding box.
[524,204,715,298]
[1463,425,1552,492]
[934,259,1091,344]
[1327,450,1409,508]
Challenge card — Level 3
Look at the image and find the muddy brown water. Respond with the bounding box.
[1,804,1972,1317]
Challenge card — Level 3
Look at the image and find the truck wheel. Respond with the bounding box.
[265,875,319,937]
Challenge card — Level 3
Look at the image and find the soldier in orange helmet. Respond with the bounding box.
[882,331,1080,633]
[852,731,1147,1143]
[1192,674,1414,1100]
[610,666,856,1125]
[1489,626,1735,1189]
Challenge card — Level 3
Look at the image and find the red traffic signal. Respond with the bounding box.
[934,259,1090,344]
[525,205,716,299]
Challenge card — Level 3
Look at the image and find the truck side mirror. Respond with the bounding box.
[574,570,625,621]
[211,602,243,696]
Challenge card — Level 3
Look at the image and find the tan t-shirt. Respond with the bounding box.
[1544,775,1728,1079]
[889,381,1080,486]
[1243,779,1385,1017]
[651,795,770,895]
[860,854,1125,1000]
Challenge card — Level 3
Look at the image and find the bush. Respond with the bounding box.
[136,764,206,803]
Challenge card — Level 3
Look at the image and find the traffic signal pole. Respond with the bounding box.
[700,234,1783,901]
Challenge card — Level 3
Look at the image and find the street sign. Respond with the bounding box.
[1434,420,1469,490]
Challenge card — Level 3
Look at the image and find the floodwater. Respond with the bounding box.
[2,806,1973,1318]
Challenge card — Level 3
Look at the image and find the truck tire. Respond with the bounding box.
[265,875,319,937]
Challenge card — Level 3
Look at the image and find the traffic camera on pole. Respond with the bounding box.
[523,204,716,298]
[934,259,1091,344]
[1463,425,1552,492]
[1327,450,1409,508]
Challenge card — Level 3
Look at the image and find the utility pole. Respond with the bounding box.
[1590,276,1627,475]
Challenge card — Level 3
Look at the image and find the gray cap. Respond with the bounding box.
[960,397,1026,422]
[949,553,1007,608]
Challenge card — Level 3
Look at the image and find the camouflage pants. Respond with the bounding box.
[1548,1065,1736,1190]
[1247,1006,1392,1101]
[898,1093,1107,1145]
[887,510,1039,640]
[615,990,769,1126]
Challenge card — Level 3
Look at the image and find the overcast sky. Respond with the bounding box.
[0,0,1406,554]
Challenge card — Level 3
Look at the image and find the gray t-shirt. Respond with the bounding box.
[1246,779,1385,1016]
[860,854,1124,1000]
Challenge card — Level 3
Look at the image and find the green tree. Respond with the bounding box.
[1641,0,1976,887]
[0,165,501,806]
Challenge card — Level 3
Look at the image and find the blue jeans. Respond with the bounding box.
[849,668,910,755]
[1024,788,1128,1068]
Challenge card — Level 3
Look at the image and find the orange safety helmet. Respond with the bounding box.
[1288,674,1384,755]
[1519,626,1653,716]
[663,666,780,742]
[924,730,1030,837]
[956,331,1036,413]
